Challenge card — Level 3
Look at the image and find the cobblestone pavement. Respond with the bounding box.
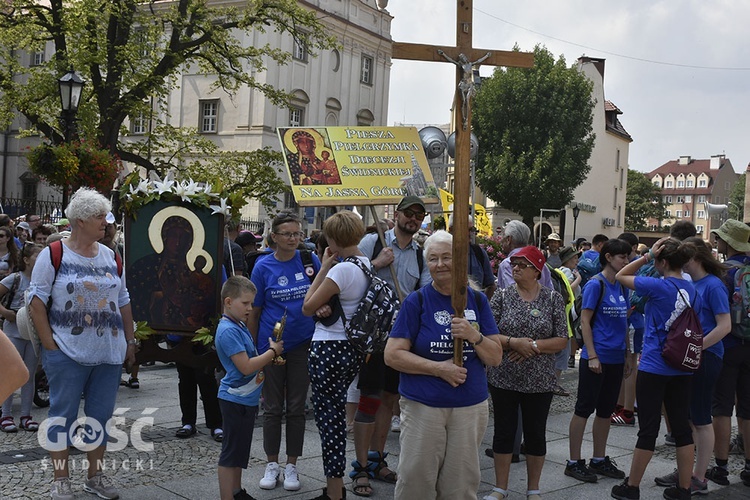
[2,359,750,499]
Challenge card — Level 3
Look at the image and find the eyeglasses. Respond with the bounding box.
[510,260,536,270]
[274,231,305,239]
[401,208,426,221]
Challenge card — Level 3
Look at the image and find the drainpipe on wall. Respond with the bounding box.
[1,126,8,199]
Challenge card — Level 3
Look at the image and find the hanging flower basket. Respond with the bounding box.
[26,141,122,194]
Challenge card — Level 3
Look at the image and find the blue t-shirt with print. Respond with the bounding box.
[723,254,750,349]
[580,274,629,364]
[251,250,320,354]
[635,276,699,376]
[693,273,730,358]
[215,316,263,407]
[389,285,499,408]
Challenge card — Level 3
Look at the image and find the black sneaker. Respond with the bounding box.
[565,459,598,483]
[741,468,750,487]
[663,486,690,500]
[233,489,256,500]
[590,456,626,479]
[705,466,730,486]
[611,478,640,499]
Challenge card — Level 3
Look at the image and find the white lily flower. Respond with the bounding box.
[182,180,200,196]
[136,179,150,194]
[154,178,175,195]
[173,182,190,202]
[202,182,215,195]
[209,198,231,217]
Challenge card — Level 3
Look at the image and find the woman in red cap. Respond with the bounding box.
[485,246,568,500]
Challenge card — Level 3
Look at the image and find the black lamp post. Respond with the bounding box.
[57,69,85,211]
[572,204,581,242]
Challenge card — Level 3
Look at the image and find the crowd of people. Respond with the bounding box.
[2,194,750,500]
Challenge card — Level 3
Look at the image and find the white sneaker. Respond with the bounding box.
[259,462,280,489]
[50,477,75,500]
[390,415,401,433]
[283,463,301,491]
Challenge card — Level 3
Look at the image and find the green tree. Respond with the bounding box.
[472,45,595,225]
[0,0,335,206]
[624,169,665,230]
[729,173,745,221]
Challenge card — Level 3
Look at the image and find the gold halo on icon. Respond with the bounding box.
[282,128,329,158]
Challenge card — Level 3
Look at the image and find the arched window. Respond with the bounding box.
[289,89,310,126]
[356,109,374,126]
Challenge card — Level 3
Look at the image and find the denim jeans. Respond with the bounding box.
[42,347,121,451]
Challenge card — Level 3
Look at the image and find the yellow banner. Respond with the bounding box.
[439,188,491,236]
[277,127,440,206]
[439,188,454,213]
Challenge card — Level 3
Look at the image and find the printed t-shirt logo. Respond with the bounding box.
[277,276,289,286]
[434,310,451,326]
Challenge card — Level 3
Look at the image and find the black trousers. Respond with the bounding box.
[176,362,222,430]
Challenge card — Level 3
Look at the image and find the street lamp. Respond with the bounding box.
[57,69,85,210]
[572,204,581,242]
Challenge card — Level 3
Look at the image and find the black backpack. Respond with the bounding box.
[340,257,401,355]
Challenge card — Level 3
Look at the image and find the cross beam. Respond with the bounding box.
[392,0,534,365]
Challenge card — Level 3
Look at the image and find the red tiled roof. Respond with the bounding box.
[604,100,622,114]
[647,157,731,179]
[604,100,631,141]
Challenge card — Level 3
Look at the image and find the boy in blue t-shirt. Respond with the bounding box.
[215,276,284,500]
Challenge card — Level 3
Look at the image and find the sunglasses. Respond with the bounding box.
[401,208,426,221]
[510,260,536,270]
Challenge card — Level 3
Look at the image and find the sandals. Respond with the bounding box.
[367,450,397,483]
[483,488,508,500]
[553,385,569,397]
[349,460,375,497]
[211,428,224,442]
[19,416,39,432]
[175,424,196,438]
[0,416,17,433]
[125,377,140,389]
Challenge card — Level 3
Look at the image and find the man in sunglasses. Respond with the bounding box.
[355,195,432,484]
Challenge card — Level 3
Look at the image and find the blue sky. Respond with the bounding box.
[386,0,750,174]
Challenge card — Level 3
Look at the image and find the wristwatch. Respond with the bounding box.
[127,339,138,346]
[531,340,538,350]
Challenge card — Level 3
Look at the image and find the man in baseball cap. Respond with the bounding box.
[544,232,563,268]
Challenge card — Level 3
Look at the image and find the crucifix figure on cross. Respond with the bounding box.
[437,50,490,130]
[392,0,534,365]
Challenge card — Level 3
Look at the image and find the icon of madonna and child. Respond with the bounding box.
[128,204,222,332]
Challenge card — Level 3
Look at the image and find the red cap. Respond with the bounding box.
[513,246,546,273]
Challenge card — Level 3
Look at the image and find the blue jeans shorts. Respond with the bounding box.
[42,348,122,451]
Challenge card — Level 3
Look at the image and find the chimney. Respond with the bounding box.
[678,156,691,165]
[710,154,725,170]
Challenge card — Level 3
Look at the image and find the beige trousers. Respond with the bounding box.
[395,397,489,500]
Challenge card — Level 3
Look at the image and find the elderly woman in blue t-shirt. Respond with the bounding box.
[29,188,135,500]
[385,230,502,500]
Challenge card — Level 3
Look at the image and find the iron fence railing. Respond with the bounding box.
[0,197,64,223]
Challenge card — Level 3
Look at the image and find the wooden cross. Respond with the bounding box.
[392,0,534,365]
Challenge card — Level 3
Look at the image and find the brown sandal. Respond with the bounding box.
[368,451,397,483]
[351,471,372,497]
